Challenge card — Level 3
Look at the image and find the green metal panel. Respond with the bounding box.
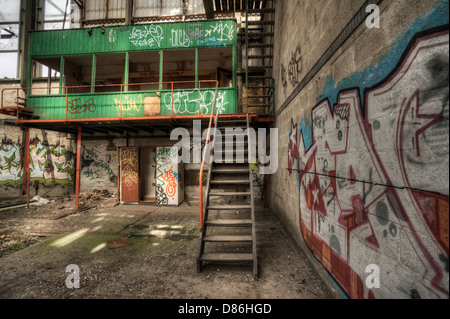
[30,20,237,57]
[160,88,235,116]
[27,88,235,120]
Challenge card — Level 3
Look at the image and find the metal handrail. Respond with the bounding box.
[199,83,220,229]
[1,80,220,122]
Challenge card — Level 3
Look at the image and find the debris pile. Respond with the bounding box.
[78,189,113,207]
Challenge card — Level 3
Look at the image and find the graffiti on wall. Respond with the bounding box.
[67,98,96,115]
[113,95,145,117]
[29,138,75,186]
[173,22,235,48]
[281,44,303,88]
[156,147,179,205]
[0,137,75,188]
[162,90,229,115]
[0,140,23,187]
[289,28,449,299]
[129,25,164,48]
[288,44,302,86]
[128,21,234,49]
[121,148,139,192]
[82,148,116,182]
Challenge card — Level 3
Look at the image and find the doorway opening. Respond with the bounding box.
[139,147,156,204]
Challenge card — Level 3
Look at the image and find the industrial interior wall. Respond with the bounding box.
[79,134,264,203]
[0,115,76,200]
[270,0,449,299]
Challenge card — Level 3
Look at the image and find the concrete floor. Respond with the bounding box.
[0,196,334,299]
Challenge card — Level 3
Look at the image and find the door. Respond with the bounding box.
[120,147,140,203]
[140,147,156,201]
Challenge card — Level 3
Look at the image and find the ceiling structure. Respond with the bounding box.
[203,0,268,19]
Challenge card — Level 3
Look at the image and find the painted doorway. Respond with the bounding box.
[140,147,156,203]
[120,147,140,203]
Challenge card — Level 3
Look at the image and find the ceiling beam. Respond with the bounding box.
[104,127,125,134]
[203,0,215,20]
[122,126,139,134]
[136,126,154,134]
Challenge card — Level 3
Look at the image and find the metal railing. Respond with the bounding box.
[1,80,220,122]
[199,86,221,229]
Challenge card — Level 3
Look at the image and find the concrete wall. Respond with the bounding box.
[270,0,449,299]
[0,116,76,200]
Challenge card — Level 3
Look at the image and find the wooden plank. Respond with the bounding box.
[204,235,253,242]
[209,192,251,196]
[210,180,250,184]
[212,169,249,174]
[201,253,253,262]
[206,219,252,227]
[208,205,251,210]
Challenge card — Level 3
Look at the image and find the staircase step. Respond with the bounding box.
[248,8,275,14]
[248,95,271,99]
[217,126,248,130]
[206,219,252,227]
[203,235,253,243]
[238,32,274,37]
[247,44,273,49]
[248,65,273,70]
[209,191,251,197]
[212,168,250,174]
[210,180,250,185]
[218,120,247,125]
[248,104,272,108]
[208,204,252,210]
[248,55,273,59]
[247,86,272,89]
[200,253,253,263]
[247,21,274,26]
[248,76,273,79]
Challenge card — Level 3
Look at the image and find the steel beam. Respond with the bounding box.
[203,0,215,20]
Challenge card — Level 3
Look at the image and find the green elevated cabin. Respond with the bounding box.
[26,19,238,121]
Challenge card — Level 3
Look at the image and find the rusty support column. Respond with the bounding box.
[75,127,82,209]
[23,127,30,207]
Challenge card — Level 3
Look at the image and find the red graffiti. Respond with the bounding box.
[295,30,449,299]
[162,169,177,198]
[67,98,96,114]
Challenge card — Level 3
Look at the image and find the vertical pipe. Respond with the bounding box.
[75,127,82,209]
[27,56,32,97]
[195,48,199,88]
[59,56,65,94]
[232,21,238,114]
[198,81,201,116]
[120,84,123,119]
[62,0,69,29]
[24,127,30,208]
[245,0,249,87]
[117,149,121,202]
[47,69,52,95]
[125,0,133,25]
[65,87,69,122]
[91,54,96,93]
[124,52,129,92]
[159,50,163,91]
[171,82,174,117]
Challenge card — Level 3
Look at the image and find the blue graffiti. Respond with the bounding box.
[317,0,449,109]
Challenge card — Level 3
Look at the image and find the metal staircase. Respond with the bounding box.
[197,115,258,278]
[240,0,275,114]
